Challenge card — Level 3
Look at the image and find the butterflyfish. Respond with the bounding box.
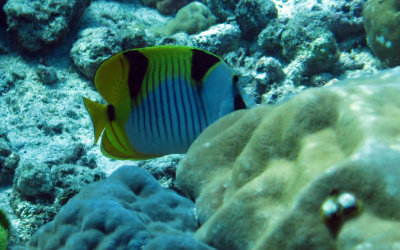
[83,46,246,160]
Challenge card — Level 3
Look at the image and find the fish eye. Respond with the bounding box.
[233,75,239,84]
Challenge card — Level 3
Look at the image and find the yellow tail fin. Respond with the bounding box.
[83,97,108,144]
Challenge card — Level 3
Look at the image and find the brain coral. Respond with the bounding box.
[161,1,216,35]
[27,166,211,250]
[177,67,400,249]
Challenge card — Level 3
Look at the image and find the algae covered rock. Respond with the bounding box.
[176,67,400,249]
[70,27,122,79]
[234,0,277,40]
[280,10,339,85]
[4,0,90,52]
[0,132,19,185]
[193,23,241,54]
[363,0,400,67]
[13,162,53,197]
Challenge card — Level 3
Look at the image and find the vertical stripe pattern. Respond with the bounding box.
[125,49,214,155]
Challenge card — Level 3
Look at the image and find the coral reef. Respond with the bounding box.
[13,163,53,197]
[363,0,400,67]
[328,0,365,41]
[257,19,286,55]
[192,23,241,54]
[70,27,122,79]
[200,0,238,22]
[141,0,191,15]
[234,0,277,40]
[3,0,90,52]
[161,1,216,36]
[281,10,339,79]
[156,0,191,15]
[0,132,19,185]
[26,166,211,250]
[177,67,400,249]
[9,163,105,243]
[0,0,389,247]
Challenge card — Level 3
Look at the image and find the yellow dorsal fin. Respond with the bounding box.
[94,53,130,105]
[83,97,108,144]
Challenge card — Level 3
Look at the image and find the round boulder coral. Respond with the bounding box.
[162,1,216,35]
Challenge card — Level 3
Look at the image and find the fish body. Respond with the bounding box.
[83,46,245,160]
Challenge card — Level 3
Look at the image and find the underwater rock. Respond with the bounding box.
[234,0,277,40]
[8,163,104,244]
[328,0,365,41]
[13,163,53,197]
[363,0,400,67]
[193,23,241,54]
[140,0,190,15]
[281,10,338,62]
[156,32,195,47]
[3,0,90,53]
[51,164,105,205]
[156,0,191,15]
[250,56,285,103]
[137,154,184,191]
[36,65,58,86]
[27,166,211,250]
[201,0,237,22]
[70,27,122,79]
[121,26,157,49]
[78,1,166,49]
[176,67,400,249]
[257,18,286,55]
[0,133,19,185]
[0,71,14,96]
[281,11,339,84]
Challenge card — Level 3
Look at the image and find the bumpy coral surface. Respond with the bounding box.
[177,67,400,249]
[27,165,211,250]
[162,1,216,35]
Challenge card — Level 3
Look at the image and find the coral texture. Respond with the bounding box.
[177,67,400,249]
[234,0,277,40]
[0,132,19,185]
[162,1,216,36]
[27,165,211,250]
[70,27,122,79]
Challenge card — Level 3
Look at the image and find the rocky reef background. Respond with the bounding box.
[0,0,399,249]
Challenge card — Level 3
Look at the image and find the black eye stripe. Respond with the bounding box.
[107,105,116,121]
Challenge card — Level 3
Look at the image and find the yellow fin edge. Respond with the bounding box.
[83,97,108,144]
[101,131,163,160]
